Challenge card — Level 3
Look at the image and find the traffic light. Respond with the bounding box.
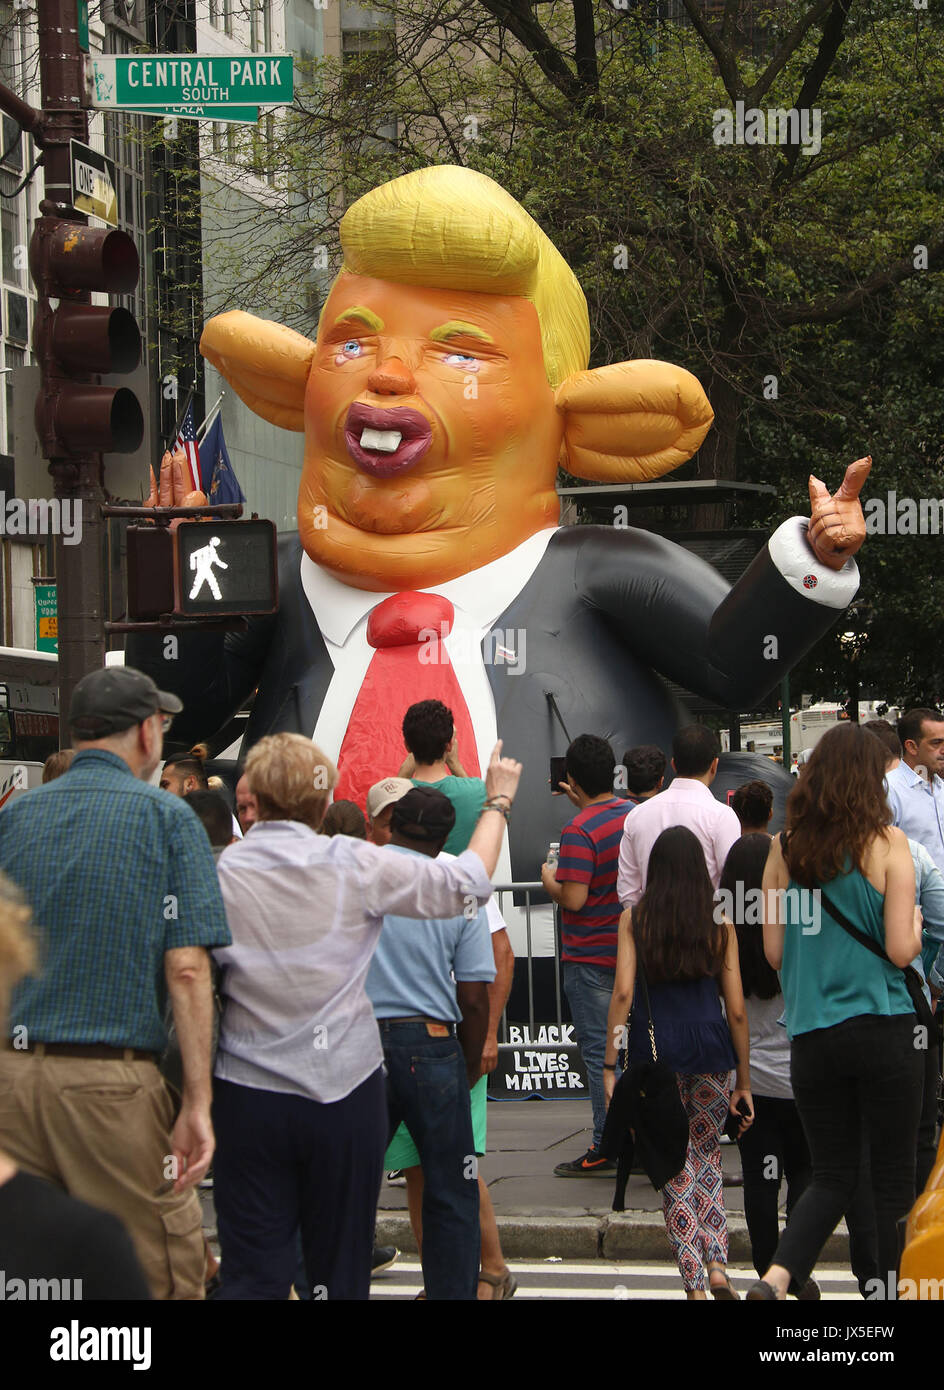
[127,519,278,622]
[29,216,144,459]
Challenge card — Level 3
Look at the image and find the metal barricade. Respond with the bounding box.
[490,881,564,1041]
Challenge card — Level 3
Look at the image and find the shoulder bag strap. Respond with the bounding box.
[636,959,658,1064]
[819,887,934,1028]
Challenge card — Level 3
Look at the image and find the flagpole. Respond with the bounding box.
[196,390,226,442]
[166,385,195,456]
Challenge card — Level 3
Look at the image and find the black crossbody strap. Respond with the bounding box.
[818,889,891,965]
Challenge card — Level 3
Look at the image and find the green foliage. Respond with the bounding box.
[183,0,944,701]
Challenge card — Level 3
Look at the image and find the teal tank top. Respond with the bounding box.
[780,865,913,1039]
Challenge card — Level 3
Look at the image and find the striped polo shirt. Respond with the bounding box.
[556,797,629,968]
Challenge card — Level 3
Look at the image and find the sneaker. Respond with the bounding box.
[553,1148,616,1177]
[371,1245,399,1276]
[386,1169,406,1186]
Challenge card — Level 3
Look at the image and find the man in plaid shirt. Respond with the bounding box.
[0,667,230,1299]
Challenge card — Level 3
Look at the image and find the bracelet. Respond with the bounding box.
[480,803,510,822]
[602,1063,616,1072]
[484,794,512,807]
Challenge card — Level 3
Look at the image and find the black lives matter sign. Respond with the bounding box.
[489,1024,589,1097]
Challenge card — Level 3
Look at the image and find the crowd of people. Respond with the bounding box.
[544,716,944,1300]
[0,667,941,1301]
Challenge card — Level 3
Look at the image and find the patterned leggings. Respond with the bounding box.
[662,1072,731,1291]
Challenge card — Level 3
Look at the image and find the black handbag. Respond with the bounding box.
[599,962,690,1209]
[818,889,936,1033]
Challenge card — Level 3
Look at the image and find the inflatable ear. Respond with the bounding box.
[556,360,714,482]
[200,311,316,432]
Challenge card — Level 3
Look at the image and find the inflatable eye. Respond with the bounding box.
[335,340,364,365]
[443,352,480,371]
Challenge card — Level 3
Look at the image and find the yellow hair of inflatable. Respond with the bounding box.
[326,164,590,392]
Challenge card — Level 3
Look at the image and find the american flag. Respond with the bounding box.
[174,402,202,494]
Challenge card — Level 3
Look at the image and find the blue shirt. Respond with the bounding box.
[886,762,944,877]
[366,847,495,1023]
[908,839,944,989]
[0,749,231,1051]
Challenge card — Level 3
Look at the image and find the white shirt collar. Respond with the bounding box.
[300,527,558,648]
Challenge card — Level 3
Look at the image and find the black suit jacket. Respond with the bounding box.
[128,523,848,880]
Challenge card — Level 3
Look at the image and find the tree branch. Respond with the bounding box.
[779,240,944,325]
[678,0,743,102]
[747,0,835,106]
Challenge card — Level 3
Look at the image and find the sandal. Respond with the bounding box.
[707,1263,739,1300]
[746,1279,780,1301]
[478,1268,518,1300]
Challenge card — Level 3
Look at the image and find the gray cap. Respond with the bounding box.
[69,666,183,738]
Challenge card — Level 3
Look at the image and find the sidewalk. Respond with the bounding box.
[374,1095,851,1263]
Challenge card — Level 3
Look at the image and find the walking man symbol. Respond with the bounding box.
[189,536,228,601]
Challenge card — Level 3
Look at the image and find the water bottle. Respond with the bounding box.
[546,841,560,867]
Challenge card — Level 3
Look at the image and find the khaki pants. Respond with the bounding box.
[0,1051,205,1299]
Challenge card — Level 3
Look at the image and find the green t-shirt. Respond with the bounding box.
[411,774,487,854]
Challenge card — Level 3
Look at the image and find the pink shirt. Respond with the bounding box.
[616,777,742,907]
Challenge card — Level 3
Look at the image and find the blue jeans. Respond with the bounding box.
[563,961,616,1151]
[379,1020,479,1300]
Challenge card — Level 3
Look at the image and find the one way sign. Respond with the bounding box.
[69,140,119,227]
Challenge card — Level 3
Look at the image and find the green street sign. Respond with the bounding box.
[77,0,89,52]
[35,584,58,654]
[120,104,260,124]
[87,53,293,111]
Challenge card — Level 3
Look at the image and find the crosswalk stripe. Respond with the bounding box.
[373,1283,865,1301]
[380,1259,856,1282]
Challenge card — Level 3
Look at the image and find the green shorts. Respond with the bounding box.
[384,1074,488,1170]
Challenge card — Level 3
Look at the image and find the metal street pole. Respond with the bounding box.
[35,0,106,742]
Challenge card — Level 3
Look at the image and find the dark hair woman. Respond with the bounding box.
[749,723,922,1300]
[604,826,753,1300]
[720,834,817,1299]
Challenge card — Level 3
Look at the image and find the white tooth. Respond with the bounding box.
[360,428,402,453]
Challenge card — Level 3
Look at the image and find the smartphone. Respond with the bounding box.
[549,756,567,793]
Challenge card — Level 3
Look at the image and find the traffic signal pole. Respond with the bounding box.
[36,0,104,742]
[0,1,144,740]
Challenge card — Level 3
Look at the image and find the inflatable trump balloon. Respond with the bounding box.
[132,164,870,890]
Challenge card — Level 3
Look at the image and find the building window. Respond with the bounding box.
[4,342,23,456]
[209,0,218,27]
[212,120,224,154]
[263,0,271,51]
[223,0,233,38]
[250,2,261,50]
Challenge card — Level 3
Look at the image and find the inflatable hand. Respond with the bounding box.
[807,457,871,571]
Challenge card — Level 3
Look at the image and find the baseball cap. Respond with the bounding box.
[69,666,184,738]
[366,777,414,820]
[390,785,456,843]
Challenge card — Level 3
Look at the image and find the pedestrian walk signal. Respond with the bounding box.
[126,520,278,621]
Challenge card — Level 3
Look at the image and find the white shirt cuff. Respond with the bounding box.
[767,516,860,610]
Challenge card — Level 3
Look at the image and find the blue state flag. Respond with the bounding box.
[201,413,246,505]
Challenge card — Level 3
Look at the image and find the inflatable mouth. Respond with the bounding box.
[344,402,433,477]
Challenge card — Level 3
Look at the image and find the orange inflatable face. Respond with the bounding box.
[299,272,562,591]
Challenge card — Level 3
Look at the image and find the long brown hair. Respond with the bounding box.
[633,826,727,984]
[783,723,891,887]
